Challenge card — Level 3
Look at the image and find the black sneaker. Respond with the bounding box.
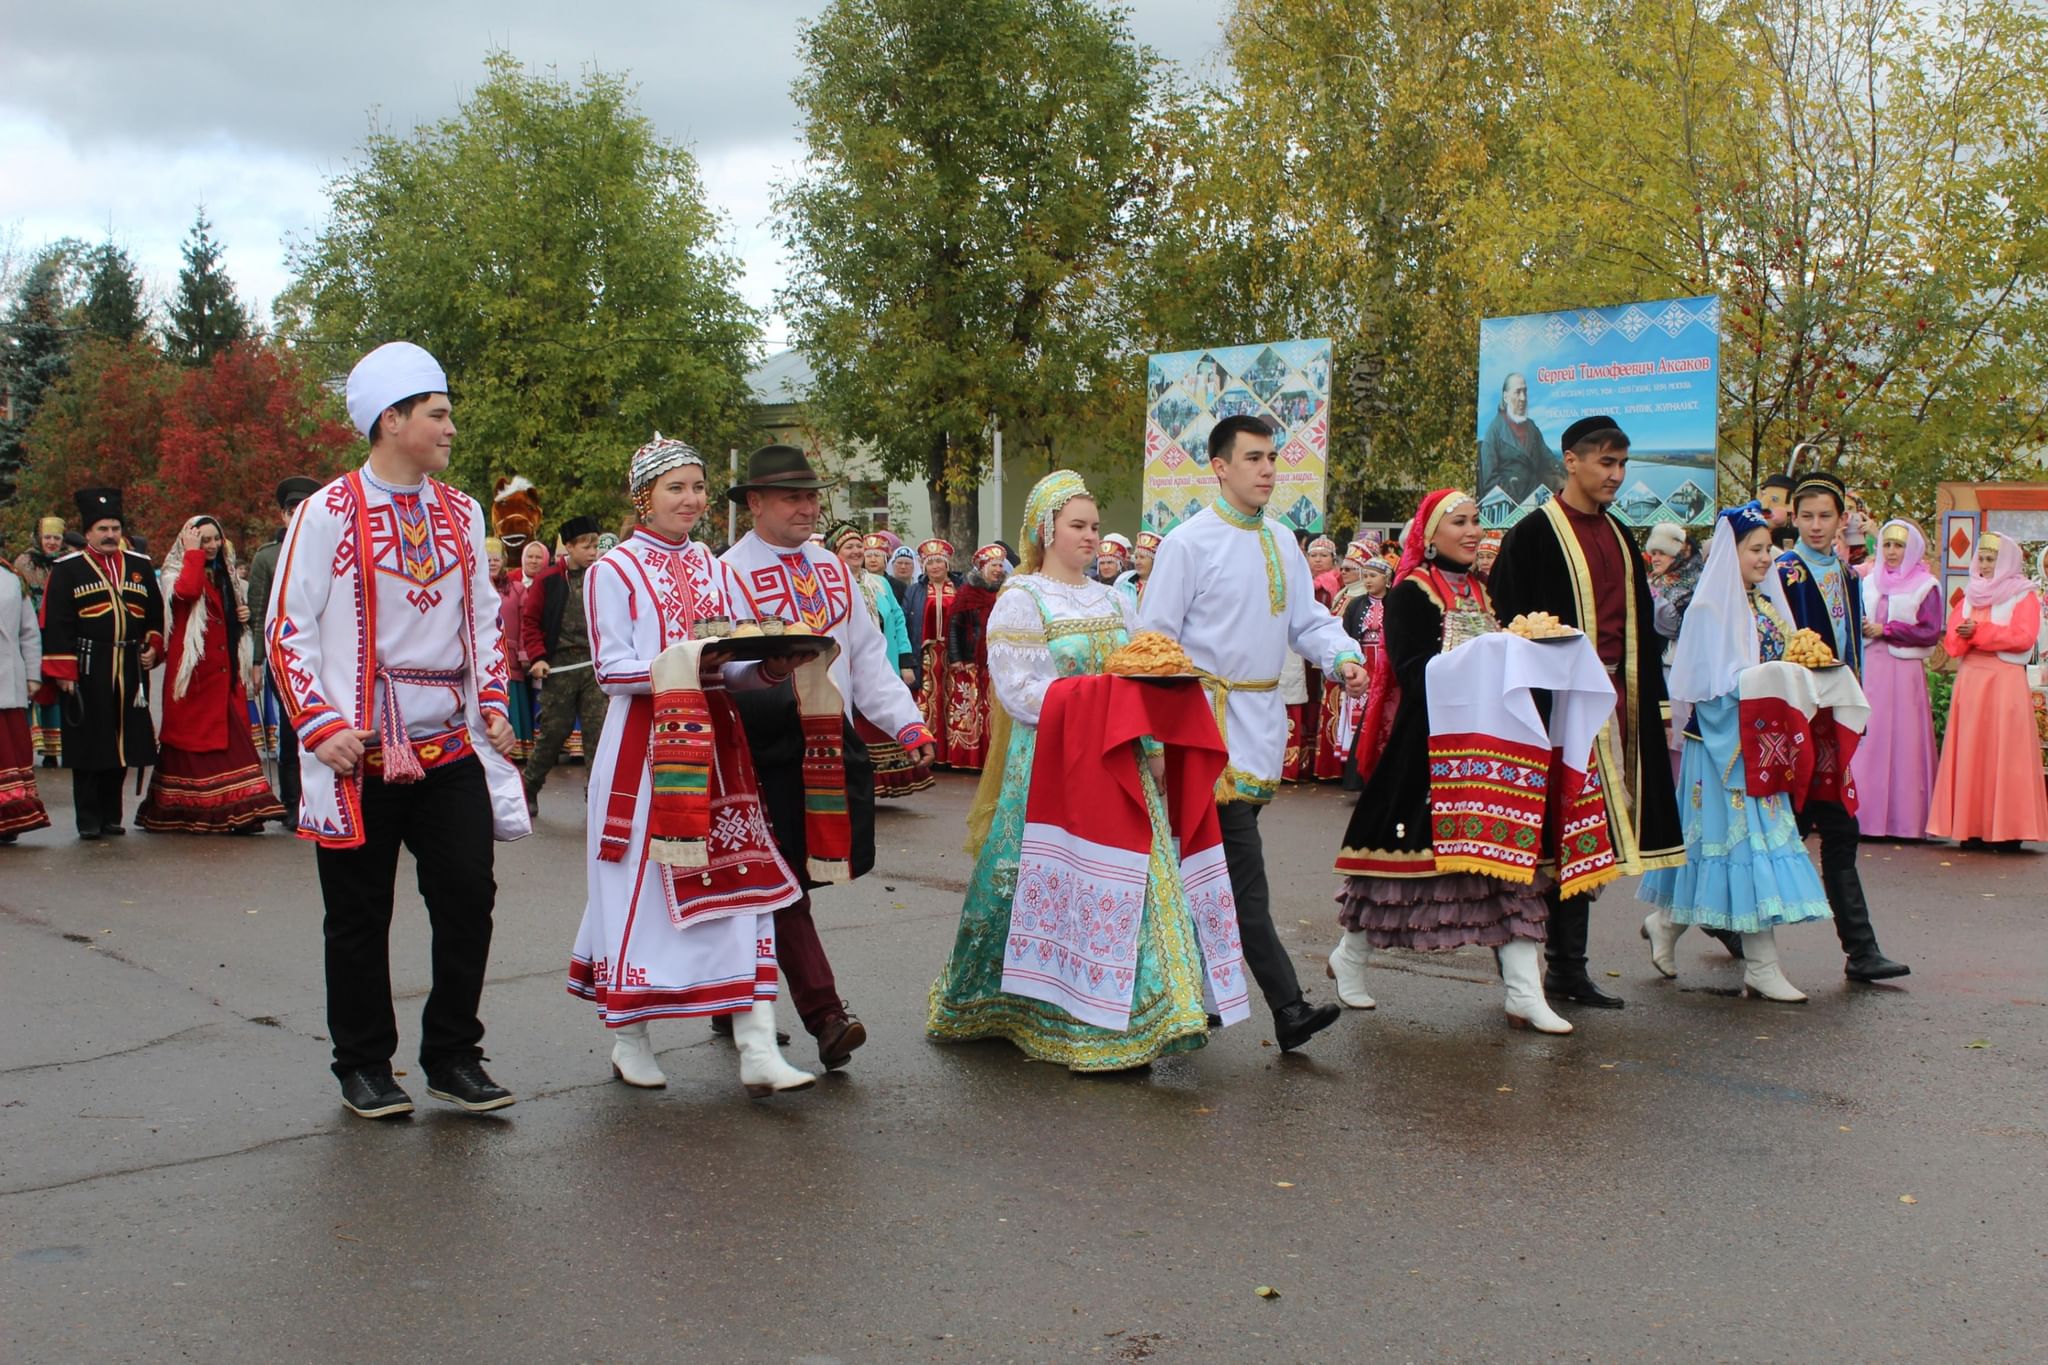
[339,1067,415,1120]
[425,1061,515,1113]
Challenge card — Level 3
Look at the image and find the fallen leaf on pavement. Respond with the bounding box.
[1496,1086,1514,1093]
[1255,1286,1280,1299]
[1966,1040,1990,1048]
[1899,1195,1917,1205]
[1274,1181,1295,1188]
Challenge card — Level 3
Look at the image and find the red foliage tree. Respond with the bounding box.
[11,339,175,550]
[153,343,356,559]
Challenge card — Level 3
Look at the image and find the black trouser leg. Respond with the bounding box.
[402,759,497,1073]
[270,676,301,814]
[1800,797,1882,961]
[317,779,407,1077]
[98,769,126,828]
[72,768,105,836]
[1544,887,1588,973]
[1216,800,1302,1013]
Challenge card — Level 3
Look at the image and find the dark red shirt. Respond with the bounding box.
[1559,499,1627,667]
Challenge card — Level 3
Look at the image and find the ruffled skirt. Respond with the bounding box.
[1638,730,1830,931]
[1336,869,1551,950]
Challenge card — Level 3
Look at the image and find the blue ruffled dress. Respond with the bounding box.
[1639,594,1833,932]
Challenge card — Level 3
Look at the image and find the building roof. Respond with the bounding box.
[747,349,815,405]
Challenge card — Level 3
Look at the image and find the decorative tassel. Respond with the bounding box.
[377,674,425,784]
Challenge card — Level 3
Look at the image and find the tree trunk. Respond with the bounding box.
[924,432,979,559]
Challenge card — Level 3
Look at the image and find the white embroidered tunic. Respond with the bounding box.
[1138,502,1363,802]
[720,532,931,746]
[265,464,526,847]
[986,576,1134,726]
[568,529,800,1023]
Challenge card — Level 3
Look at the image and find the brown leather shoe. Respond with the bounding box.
[710,1013,789,1046]
[815,1009,867,1070]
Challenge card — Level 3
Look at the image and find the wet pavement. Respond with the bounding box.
[3,767,2044,1362]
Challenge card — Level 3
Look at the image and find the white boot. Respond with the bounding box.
[1741,929,1808,1003]
[608,1021,667,1089]
[1500,939,1572,1034]
[734,1001,816,1097]
[1644,909,1686,979]
[1325,931,1377,1009]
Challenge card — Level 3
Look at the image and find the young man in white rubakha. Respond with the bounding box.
[1139,415,1368,1052]
[267,342,530,1121]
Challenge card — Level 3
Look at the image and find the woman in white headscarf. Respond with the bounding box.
[136,516,287,834]
[1639,502,1830,1002]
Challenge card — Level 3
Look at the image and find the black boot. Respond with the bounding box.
[1543,893,1624,1008]
[1703,927,1744,959]
[1827,869,1909,981]
[1273,999,1341,1051]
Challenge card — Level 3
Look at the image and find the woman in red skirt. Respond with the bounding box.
[137,516,286,834]
[0,558,50,840]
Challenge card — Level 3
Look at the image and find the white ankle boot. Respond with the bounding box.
[1644,910,1685,979]
[734,1001,816,1097]
[1326,931,1377,1009]
[609,1021,667,1088]
[1500,939,1572,1034]
[1741,930,1808,1003]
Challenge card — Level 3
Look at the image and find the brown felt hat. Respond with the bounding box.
[726,444,837,505]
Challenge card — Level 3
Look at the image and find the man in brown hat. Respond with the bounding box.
[720,444,935,1070]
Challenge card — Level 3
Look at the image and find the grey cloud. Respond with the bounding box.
[1,0,1229,165]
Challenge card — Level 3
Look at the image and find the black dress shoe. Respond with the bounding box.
[816,1009,867,1070]
[1845,954,1910,982]
[709,1013,790,1046]
[425,1061,515,1113]
[1273,999,1341,1051]
[1543,970,1626,1008]
[102,824,127,836]
[339,1067,414,1120]
[77,828,102,842]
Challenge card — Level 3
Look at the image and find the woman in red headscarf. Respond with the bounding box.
[1926,531,2048,846]
[1328,490,1571,1032]
[940,544,1008,771]
[137,516,288,833]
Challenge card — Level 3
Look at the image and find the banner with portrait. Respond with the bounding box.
[1143,339,1332,535]
[1476,297,1721,529]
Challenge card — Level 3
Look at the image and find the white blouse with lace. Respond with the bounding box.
[985,575,1136,728]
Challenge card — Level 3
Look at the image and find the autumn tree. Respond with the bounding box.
[10,339,175,538]
[279,53,758,526]
[163,211,251,366]
[778,0,1166,546]
[153,343,356,554]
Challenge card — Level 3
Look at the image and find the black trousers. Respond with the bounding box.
[1797,797,1881,959]
[1543,887,1594,974]
[314,757,497,1078]
[1216,800,1304,1013]
[70,767,127,835]
[265,672,301,814]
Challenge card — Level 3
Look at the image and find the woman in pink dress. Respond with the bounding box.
[1926,530,2048,848]
[1852,519,1941,838]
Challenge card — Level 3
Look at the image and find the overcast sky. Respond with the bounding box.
[0,0,1234,349]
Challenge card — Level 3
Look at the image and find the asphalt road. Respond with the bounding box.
[3,767,2044,1363]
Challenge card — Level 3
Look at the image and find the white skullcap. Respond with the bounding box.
[346,342,448,437]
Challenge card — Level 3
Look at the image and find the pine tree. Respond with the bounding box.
[163,210,249,365]
[81,241,148,343]
[0,251,77,502]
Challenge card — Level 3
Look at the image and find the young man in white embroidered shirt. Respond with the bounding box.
[267,342,528,1121]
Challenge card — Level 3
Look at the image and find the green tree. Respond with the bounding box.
[777,0,1166,547]
[0,245,85,504]
[163,210,250,366]
[81,241,150,343]
[279,53,758,525]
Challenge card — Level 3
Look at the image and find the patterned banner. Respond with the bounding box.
[1143,338,1333,535]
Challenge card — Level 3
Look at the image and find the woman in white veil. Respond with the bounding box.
[1638,503,1829,1002]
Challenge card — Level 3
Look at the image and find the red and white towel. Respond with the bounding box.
[1003,674,1249,1031]
[1737,661,1869,813]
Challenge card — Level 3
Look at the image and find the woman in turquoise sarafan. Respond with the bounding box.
[927,470,1220,1071]
[1639,502,1832,1003]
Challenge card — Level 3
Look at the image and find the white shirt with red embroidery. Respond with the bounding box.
[720,531,931,747]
